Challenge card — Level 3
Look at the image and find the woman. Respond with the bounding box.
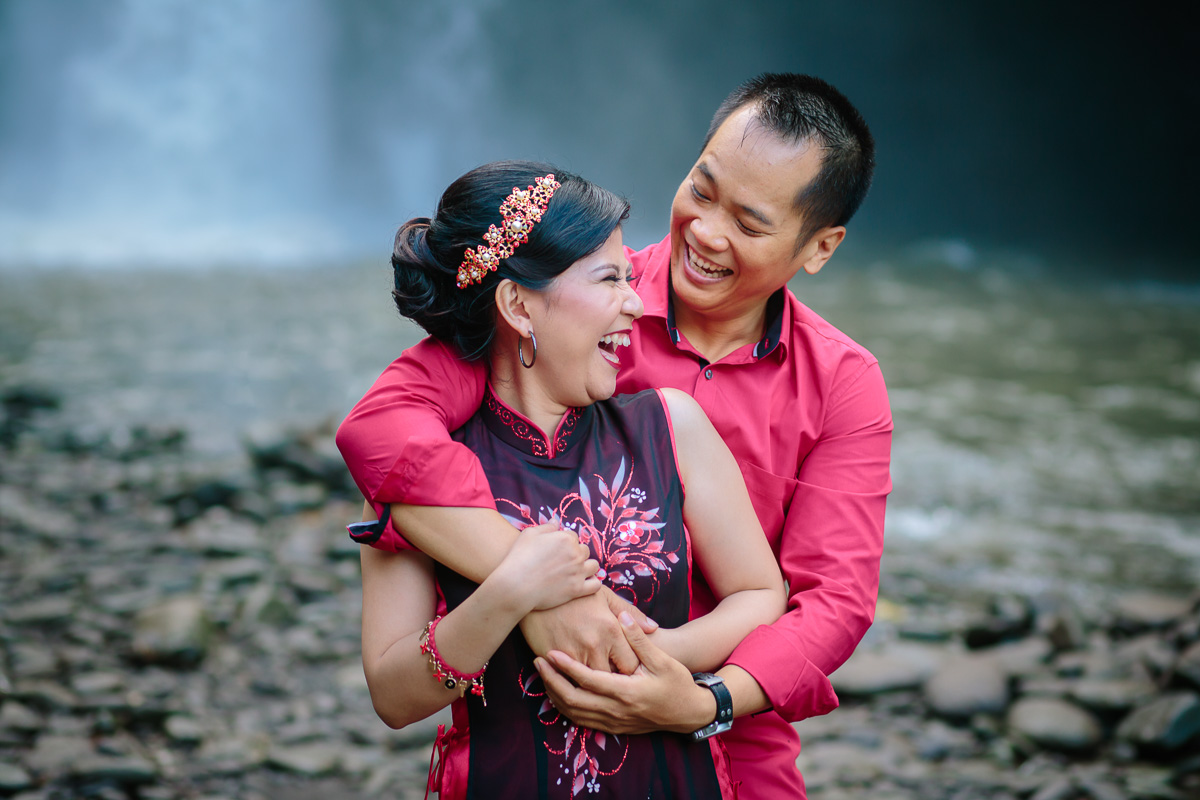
[355,161,784,798]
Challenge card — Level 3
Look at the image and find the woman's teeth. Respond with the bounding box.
[599,333,631,348]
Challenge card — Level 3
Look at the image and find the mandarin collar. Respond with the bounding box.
[480,387,592,459]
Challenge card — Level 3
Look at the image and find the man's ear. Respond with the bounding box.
[800,226,846,276]
[494,278,534,336]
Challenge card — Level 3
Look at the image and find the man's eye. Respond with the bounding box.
[690,183,710,202]
[738,221,762,235]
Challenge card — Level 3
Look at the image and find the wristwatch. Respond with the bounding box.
[690,672,734,741]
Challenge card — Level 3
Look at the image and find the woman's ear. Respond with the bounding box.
[494,279,534,337]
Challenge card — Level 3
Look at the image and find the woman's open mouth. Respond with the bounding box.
[598,332,631,366]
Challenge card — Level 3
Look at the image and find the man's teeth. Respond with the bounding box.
[599,333,631,348]
[689,247,730,277]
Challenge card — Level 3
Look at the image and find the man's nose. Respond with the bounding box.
[689,212,729,252]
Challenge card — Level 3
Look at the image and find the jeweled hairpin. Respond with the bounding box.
[456,174,560,289]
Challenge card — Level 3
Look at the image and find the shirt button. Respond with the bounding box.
[704,368,713,380]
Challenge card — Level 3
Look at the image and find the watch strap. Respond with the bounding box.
[690,672,734,741]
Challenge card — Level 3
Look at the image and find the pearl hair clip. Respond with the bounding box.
[457,174,560,288]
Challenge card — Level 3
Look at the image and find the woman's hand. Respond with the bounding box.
[494,523,602,612]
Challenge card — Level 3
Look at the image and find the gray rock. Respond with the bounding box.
[1068,678,1158,714]
[1116,691,1200,752]
[13,679,77,711]
[24,732,93,773]
[267,743,340,776]
[0,700,44,732]
[3,596,75,626]
[923,654,1010,719]
[984,636,1054,677]
[1112,592,1192,632]
[1006,697,1103,753]
[70,754,159,784]
[131,595,212,667]
[830,643,945,696]
[70,672,126,696]
[0,763,33,792]
[1176,640,1200,689]
[164,713,205,744]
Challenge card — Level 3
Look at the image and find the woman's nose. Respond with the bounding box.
[623,284,644,319]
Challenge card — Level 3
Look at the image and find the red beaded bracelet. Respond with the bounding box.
[419,616,488,706]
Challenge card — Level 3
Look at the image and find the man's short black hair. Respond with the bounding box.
[705,73,875,250]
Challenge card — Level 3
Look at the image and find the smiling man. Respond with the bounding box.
[337,73,891,798]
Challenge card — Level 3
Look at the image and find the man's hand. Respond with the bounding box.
[519,587,657,674]
[532,611,716,735]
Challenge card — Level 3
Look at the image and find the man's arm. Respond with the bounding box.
[336,337,492,552]
[338,337,647,670]
[535,361,892,730]
[724,360,892,721]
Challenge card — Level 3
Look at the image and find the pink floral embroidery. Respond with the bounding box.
[498,457,681,794]
[486,394,581,458]
[520,669,629,796]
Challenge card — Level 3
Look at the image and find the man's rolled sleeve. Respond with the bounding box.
[335,337,490,551]
[726,362,892,721]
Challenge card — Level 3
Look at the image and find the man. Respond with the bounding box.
[337,73,891,797]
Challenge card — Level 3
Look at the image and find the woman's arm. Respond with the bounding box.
[650,388,787,672]
[360,509,602,729]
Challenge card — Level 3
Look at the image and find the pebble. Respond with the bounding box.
[830,642,944,695]
[923,654,1010,719]
[1006,697,1104,753]
[1116,691,1200,752]
[131,595,213,667]
[0,763,33,792]
[4,389,1200,800]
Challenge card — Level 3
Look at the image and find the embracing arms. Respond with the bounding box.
[337,337,648,672]
[359,512,601,729]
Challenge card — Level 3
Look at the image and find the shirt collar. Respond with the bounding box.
[639,248,786,361]
[480,386,591,459]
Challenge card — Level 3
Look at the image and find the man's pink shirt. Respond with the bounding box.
[336,235,893,798]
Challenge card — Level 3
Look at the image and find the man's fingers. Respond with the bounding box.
[607,636,640,675]
[617,611,667,670]
[545,650,625,696]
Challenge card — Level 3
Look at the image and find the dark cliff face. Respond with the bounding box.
[0,1,1193,277]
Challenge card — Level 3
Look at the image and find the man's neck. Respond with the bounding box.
[673,300,768,363]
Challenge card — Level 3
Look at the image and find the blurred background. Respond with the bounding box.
[1,2,1198,798]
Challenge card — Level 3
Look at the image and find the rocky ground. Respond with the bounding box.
[2,383,1198,799]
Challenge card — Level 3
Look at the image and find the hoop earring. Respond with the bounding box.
[518,331,537,369]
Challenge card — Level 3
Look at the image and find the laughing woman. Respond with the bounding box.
[352,161,783,799]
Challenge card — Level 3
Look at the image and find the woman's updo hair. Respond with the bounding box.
[391,160,631,360]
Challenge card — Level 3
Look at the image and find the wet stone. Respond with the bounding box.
[0,700,44,732]
[3,596,75,626]
[923,654,1010,719]
[71,672,126,696]
[1116,691,1200,753]
[70,754,159,784]
[0,763,33,793]
[131,595,212,667]
[14,680,78,712]
[1068,678,1158,714]
[1176,640,1200,689]
[1007,697,1104,753]
[1112,592,1193,633]
[830,642,945,696]
[266,743,340,776]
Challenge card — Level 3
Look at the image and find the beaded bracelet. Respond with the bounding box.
[419,616,488,706]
